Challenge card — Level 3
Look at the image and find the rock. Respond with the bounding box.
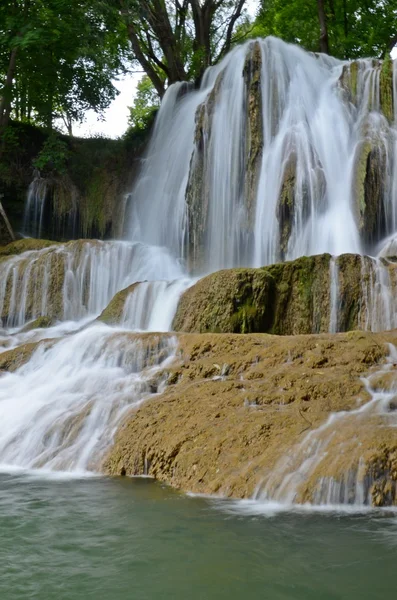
[0,340,51,372]
[380,55,394,123]
[103,329,397,505]
[277,154,296,259]
[353,136,387,246]
[98,283,140,325]
[20,316,54,332]
[173,253,376,335]
[0,238,56,256]
[243,41,263,228]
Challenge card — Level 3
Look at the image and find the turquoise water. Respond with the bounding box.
[0,473,396,599]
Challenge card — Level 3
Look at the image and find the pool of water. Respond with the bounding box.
[0,473,396,599]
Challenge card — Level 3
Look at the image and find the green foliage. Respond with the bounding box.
[128,76,160,131]
[32,135,70,175]
[0,0,129,131]
[253,0,397,59]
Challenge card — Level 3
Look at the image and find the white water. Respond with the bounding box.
[127,38,395,271]
[23,177,48,238]
[0,325,177,472]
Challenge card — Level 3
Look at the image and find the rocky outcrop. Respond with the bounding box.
[243,42,263,227]
[353,134,388,246]
[277,154,296,258]
[380,55,394,123]
[185,72,224,268]
[104,329,397,506]
[173,253,389,335]
[98,283,139,325]
[0,238,56,257]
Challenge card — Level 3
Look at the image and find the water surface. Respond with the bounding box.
[0,473,396,599]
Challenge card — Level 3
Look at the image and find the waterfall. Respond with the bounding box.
[126,38,394,271]
[121,279,194,332]
[23,177,48,238]
[0,325,177,472]
[3,38,397,491]
[0,240,185,328]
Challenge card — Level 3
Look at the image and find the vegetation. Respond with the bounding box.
[253,0,397,59]
[0,1,128,134]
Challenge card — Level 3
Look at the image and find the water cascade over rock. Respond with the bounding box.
[128,38,395,271]
[1,38,397,507]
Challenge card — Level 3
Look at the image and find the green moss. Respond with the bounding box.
[21,316,54,332]
[277,157,296,258]
[380,55,394,122]
[98,283,139,325]
[0,238,57,254]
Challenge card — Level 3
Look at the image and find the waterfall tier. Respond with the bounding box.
[128,37,396,271]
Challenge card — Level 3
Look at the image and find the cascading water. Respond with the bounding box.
[255,343,397,507]
[127,37,395,271]
[23,177,48,238]
[0,325,177,472]
[3,38,397,497]
[0,240,185,328]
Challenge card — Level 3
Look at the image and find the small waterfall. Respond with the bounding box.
[0,325,177,472]
[359,256,397,331]
[121,278,194,332]
[23,177,48,238]
[0,240,184,328]
[255,344,397,506]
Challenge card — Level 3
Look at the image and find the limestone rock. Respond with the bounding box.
[103,329,397,505]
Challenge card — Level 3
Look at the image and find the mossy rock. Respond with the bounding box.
[20,316,55,332]
[173,253,378,335]
[98,283,140,325]
[173,268,274,334]
[0,238,57,256]
[380,55,394,123]
[243,41,263,227]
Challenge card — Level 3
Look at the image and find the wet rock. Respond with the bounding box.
[104,329,397,504]
[243,41,263,228]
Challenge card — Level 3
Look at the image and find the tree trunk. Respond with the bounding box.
[0,47,18,130]
[125,22,166,98]
[317,0,329,54]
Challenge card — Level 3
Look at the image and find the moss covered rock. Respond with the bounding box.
[98,283,140,325]
[173,253,397,335]
[173,254,333,335]
[20,316,54,332]
[0,238,57,256]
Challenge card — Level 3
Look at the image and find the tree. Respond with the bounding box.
[116,1,249,97]
[317,0,329,54]
[0,0,128,134]
[129,75,160,131]
[254,0,397,59]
